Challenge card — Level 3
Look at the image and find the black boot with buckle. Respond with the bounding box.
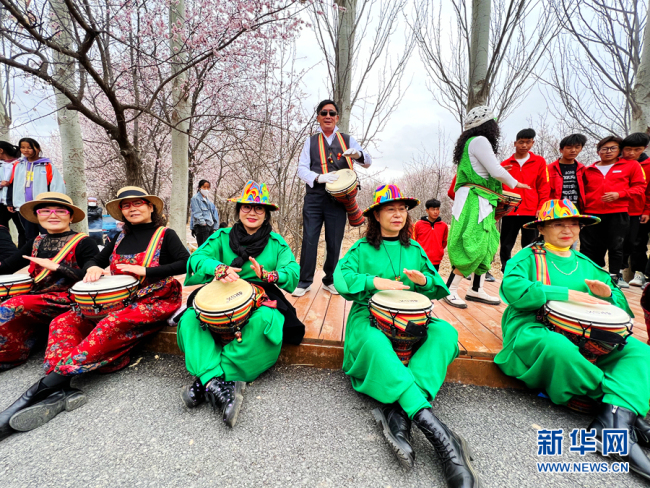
[373,403,415,469]
[204,376,226,413]
[220,380,245,428]
[181,377,206,408]
[413,408,481,488]
[589,404,650,480]
[634,416,650,449]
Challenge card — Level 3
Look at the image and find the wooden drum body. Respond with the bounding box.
[70,275,140,320]
[495,191,522,221]
[369,290,433,366]
[0,274,33,302]
[541,300,633,363]
[326,169,365,227]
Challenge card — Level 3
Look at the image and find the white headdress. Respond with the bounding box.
[464,106,495,131]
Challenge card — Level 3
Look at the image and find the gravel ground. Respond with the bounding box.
[1,352,648,488]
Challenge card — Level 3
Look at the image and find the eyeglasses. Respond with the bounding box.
[599,146,619,153]
[36,208,70,217]
[547,222,583,230]
[241,204,266,215]
[120,199,149,210]
[319,110,338,117]
[383,206,409,215]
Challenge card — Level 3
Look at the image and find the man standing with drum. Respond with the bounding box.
[293,100,372,297]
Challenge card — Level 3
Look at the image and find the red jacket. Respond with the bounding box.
[548,160,587,211]
[413,217,448,265]
[448,176,456,200]
[628,158,650,216]
[582,158,646,214]
[500,152,550,216]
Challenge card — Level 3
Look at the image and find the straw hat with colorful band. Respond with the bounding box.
[228,180,279,211]
[523,199,601,229]
[363,184,420,216]
[20,192,86,224]
[106,186,164,222]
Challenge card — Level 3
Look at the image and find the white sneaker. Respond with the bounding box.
[465,287,501,305]
[323,283,339,295]
[630,271,647,287]
[443,293,467,309]
[291,285,311,297]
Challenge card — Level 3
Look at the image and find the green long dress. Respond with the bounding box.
[448,137,503,276]
[333,237,458,419]
[494,246,650,416]
[177,228,299,384]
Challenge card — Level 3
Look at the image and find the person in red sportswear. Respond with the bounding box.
[547,134,588,211]
[413,199,448,271]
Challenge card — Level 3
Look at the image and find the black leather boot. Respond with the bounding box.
[634,416,650,449]
[589,404,650,480]
[204,376,226,413]
[0,378,64,441]
[181,377,205,408]
[9,388,86,432]
[373,404,415,469]
[220,380,245,428]
[413,408,481,488]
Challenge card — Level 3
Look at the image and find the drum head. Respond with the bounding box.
[0,273,33,285]
[370,290,433,312]
[546,300,632,328]
[195,279,255,313]
[325,169,357,193]
[71,275,139,294]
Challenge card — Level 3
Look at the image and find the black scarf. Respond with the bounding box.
[228,220,272,268]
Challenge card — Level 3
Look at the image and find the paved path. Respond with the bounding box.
[0,352,648,488]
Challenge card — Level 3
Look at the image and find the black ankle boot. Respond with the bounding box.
[589,404,650,480]
[9,388,86,432]
[181,377,205,408]
[220,380,245,428]
[634,416,650,449]
[373,404,414,469]
[204,376,226,413]
[413,408,481,488]
[0,378,64,441]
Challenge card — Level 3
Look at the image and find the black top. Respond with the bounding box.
[84,222,189,279]
[0,230,99,281]
[0,225,17,262]
[559,162,580,206]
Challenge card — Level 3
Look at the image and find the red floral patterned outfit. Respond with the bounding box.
[45,228,182,375]
[0,233,89,371]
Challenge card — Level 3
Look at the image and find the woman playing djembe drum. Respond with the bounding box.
[495,199,650,481]
[0,186,189,441]
[333,185,481,488]
[177,181,302,428]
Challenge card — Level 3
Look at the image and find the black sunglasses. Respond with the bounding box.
[319,110,338,117]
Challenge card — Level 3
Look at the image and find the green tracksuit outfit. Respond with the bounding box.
[448,137,503,276]
[177,229,299,384]
[495,246,650,416]
[333,237,459,419]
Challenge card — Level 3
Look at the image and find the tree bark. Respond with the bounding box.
[50,0,88,234]
[334,0,356,133]
[0,67,9,142]
[468,0,491,111]
[169,0,190,242]
[632,0,650,134]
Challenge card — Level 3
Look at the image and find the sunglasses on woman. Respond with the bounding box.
[36,208,70,217]
[120,199,149,210]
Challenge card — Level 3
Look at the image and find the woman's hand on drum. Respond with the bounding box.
[403,268,427,286]
[249,257,265,279]
[83,266,107,282]
[115,264,146,276]
[23,256,59,271]
[568,289,609,305]
[218,266,241,283]
[585,279,613,298]
[373,277,410,291]
[515,182,531,190]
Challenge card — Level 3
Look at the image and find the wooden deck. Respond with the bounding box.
[145,272,648,389]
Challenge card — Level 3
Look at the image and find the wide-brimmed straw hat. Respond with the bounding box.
[363,184,419,216]
[523,199,600,229]
[106,186,164,222]
[228,180,279,211]
[20,192,86,224]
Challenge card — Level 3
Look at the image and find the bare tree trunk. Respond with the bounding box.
[50,0,88,234]
[468,0,491,111]
[633,0,650,134]
[334,0,356,133]
[0,68,9,142]
[169,0,190,241]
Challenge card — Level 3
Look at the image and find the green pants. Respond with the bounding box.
[495,323,650,416]
[177,305,284,384]
[344,306,459,418]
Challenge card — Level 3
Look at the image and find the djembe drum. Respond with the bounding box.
[464,184,522,221]
[325,169,365,227]
[70,275,140,320]
[369,290,433,365]
[0,274,33,301]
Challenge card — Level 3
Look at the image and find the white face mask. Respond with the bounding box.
[200,189,209,197]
